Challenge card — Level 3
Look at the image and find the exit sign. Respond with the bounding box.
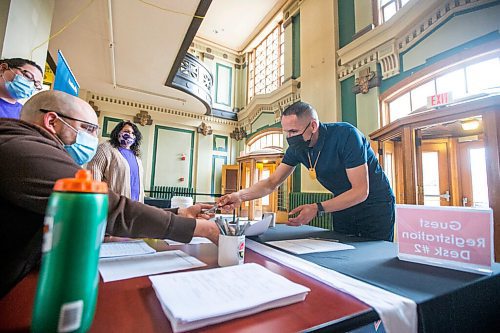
[427,92,452,108]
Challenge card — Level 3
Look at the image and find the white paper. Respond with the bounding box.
[98,250,206,282]
[164,237,213,246]
[246,239,417,333]
[243,215,273,236]
[150,263,310,332]
[99,240,156,258]
[266,238,355,254]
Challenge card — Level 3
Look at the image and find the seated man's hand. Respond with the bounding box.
[194,219,220,245]
[217,192,241,212]
[178,203,216,220]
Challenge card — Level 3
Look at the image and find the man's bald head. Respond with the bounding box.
[20,90,97,126]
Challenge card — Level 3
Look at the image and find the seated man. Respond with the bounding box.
[0,90,219,297]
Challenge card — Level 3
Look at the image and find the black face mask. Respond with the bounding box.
[286,122,312,153]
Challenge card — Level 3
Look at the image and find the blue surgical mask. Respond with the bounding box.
[3,70,36,100]
[58,118,98,165]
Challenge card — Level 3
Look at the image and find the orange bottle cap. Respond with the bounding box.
[53,169,108,193]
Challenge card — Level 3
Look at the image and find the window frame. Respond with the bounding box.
[375,0,408,24]
[247,22,285,103]
[381,49,500,126]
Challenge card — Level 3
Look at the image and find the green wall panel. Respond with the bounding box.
[341,76,357,126]
[292,13,301,79]
[338,0,355,48]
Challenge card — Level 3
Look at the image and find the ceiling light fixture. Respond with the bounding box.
[461,119,480,131]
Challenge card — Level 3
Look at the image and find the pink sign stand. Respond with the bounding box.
[396,204,493,275]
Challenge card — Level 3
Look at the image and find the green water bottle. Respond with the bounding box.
[32,169,108,333]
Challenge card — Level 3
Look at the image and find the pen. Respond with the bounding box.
[308,237,339,242]
[202,205,218,214]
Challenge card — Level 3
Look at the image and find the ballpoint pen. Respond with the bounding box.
[202,204,218,214]
[308,237,339,242]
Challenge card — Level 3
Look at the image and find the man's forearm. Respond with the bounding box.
[239,179,276,202]
[322,188,368,213]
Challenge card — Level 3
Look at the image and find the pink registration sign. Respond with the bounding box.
[396,204,493,274]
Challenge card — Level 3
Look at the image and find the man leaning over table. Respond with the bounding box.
[0,90,219,298]
[218,101,395,241]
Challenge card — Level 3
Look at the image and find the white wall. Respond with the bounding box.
[251,112,275,133]
[354,0,372,33]
[299,0,339,193]
[85,91,236,198]
[355,63,380,137]
[299,0,338,124]
[1,0,54,71]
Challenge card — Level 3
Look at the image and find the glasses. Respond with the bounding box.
[13,67,43,91]
[39,109,100,135]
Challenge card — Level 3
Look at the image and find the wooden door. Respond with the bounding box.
[259,163,277,214]
[458,139,488,207]
[421,141,451,206]
[221,165,239,195]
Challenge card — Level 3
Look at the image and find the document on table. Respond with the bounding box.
[99,250,206,282]
[99,240,156,258]
[150,263,310,332]
[164,237,213,246]
[266,238,355,254]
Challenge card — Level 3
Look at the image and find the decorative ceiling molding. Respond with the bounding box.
[337,0,495,81]
[85,91,237,126]
[191,37,242,64]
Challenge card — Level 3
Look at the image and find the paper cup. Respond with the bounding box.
[218,234,245,267]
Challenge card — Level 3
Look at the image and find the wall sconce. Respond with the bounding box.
[197,122,213,136]
[180,153,186,161]
[133,110,153,126]
[461,119,479,131]
[230,126,247,141]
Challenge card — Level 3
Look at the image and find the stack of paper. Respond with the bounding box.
[164,237,213,246]
[99,240,156,258]
[99,250,206,282]
[150,263,310,332]
[266,238,355,254]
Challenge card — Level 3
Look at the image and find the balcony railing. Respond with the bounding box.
[171,53,213,114]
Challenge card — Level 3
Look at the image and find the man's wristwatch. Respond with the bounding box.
[316,202,325,217]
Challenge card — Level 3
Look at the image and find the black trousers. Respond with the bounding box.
[332,197,395,241]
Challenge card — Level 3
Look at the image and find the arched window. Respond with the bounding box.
[246,130,283,154]
[383,54,500,125]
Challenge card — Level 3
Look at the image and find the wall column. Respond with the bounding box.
[0,0,54,70]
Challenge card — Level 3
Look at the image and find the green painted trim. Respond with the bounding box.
[215,63,233,106]
[292,166,301,192]
[250,111,275,126]
[213,134,228,152]
[102,116,123,138]
[380,4,500,93]
[150,125,195,190]
[246,124,282,142]
[341,76,357,126]
[211,155,227,194]
[292,13,301,79]
[338,0,355,48]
